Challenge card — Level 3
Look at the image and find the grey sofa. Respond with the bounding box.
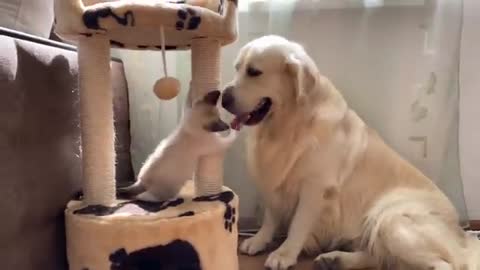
[0,27,134,270]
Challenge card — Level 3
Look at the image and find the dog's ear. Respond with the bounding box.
[286,54,316,103]
[202,90,221,106]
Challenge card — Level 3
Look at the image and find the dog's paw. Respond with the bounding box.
[314,253,342,270]
[239,235,269,255]
[264,248,297,270]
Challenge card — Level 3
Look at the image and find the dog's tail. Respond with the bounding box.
[361,188,474,270]
[117,182,146,199]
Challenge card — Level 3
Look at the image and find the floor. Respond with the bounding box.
[238,236,315,270]
[239,253,314,270]
[238,231,480,270]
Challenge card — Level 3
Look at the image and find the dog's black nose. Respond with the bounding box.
[222,86,235,110]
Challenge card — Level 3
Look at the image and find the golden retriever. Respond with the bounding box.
[221,35,480,270]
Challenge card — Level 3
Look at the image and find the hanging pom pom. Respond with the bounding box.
[153,25,181,100]
[153,77,181,100]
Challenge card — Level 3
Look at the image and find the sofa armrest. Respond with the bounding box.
[0,27,133,270]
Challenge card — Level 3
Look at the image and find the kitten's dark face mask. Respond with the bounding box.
[204,119,230,132]
[194,90,230,133]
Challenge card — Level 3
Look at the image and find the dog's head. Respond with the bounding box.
[222,35,318,130]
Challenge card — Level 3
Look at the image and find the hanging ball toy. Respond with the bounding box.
[153,26,181,100]
[154,77,180,100]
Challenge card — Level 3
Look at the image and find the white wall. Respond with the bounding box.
[112,49,181,175]
[459,0,480,220]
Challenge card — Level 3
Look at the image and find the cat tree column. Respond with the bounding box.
[78,35,116,206]
[191,38,224,195]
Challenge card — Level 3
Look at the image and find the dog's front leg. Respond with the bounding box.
[265,181,334,270]
[240,206,278,255]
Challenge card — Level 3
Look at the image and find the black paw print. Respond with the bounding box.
[176,8,202,30]
[193,191,235,233]
[224,206,236,232]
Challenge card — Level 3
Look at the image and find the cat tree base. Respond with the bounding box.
[65,181,239,270]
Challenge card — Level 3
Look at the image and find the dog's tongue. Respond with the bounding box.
[231,113,250,131]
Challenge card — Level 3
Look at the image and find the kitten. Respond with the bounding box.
[118,90,237,201]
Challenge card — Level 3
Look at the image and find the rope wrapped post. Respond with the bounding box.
[195,153,225,195]
[190,38,223,196]
[78,36,116,206]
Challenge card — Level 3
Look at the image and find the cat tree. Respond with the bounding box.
[54,0,239,269]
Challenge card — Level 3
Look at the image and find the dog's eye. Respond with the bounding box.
[247,66,263,77]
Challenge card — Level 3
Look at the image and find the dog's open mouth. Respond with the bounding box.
[231,98,272,130]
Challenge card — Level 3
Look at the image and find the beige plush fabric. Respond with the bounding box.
[66,181,239,270]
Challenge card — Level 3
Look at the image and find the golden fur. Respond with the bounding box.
[222,35,480,270]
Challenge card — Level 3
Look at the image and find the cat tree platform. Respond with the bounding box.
[54,0,240,269]
[66,182,238,270]
[54,0,238,50]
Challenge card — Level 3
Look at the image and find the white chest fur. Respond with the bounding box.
[245,126,312,223]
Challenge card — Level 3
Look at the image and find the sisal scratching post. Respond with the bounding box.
[190,38,221,100]
[195,153,225,196]
[57,0,240,269]
[78,35,116,206]
[191,38,224,196]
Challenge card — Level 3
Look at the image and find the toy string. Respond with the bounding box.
[160,26,168,77]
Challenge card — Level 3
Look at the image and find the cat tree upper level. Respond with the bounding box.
[54,0,239,50]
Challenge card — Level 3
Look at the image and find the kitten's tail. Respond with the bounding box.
[117,181,146,199]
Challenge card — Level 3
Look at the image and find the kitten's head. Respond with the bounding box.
[185,90,230,133]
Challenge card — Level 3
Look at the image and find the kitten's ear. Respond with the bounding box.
[203,90,221,106]
[203,119,230,132]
